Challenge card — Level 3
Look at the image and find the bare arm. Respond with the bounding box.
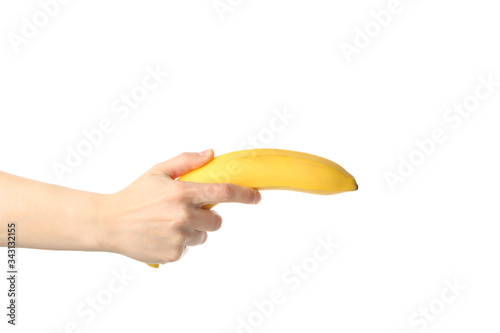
[0,170,103,251]
[0,150,261,264]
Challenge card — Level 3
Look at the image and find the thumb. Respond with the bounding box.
[152,149,214,179]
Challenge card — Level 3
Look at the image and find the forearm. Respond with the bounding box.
[0,171,103,251]
[0,151,260,265]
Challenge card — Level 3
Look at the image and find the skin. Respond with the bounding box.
[0,149,261,264]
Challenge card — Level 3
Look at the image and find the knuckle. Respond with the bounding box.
[158,253,170,264]
[212,212,223,230]
[160,246,184,263]
[171,181,189,200]
[176,207,192,224]
[215,184,233,201]
[172,233,187,246]
[169,247,184,262]
[200,232,208,245]
[179,152,192,161]
[159,256,169,265]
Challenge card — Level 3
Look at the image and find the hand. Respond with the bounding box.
[96,149,262,264]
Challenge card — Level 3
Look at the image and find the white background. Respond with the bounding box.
[1,0,499,332]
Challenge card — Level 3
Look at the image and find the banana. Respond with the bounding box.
[147,149,357,268]
[179,148,357,196]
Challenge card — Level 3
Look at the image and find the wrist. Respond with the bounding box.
[89,192,122,254]
[81,192,111,252]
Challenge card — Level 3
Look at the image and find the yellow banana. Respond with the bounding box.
[147,149,357,268]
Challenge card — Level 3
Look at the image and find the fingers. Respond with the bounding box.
[191,183,262,206]
[177,209,222,248]
[185,230,208,246]
[178,246,189,260]
[190,209,223,231]
[151,149,214,179]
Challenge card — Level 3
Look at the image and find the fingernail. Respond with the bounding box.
[199,149,212,157]
[254,191,262,204]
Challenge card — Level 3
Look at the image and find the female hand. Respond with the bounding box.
[96,149,261,264]
[0,149,261,265]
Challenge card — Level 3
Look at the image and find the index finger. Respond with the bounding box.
[187,182,262,206]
